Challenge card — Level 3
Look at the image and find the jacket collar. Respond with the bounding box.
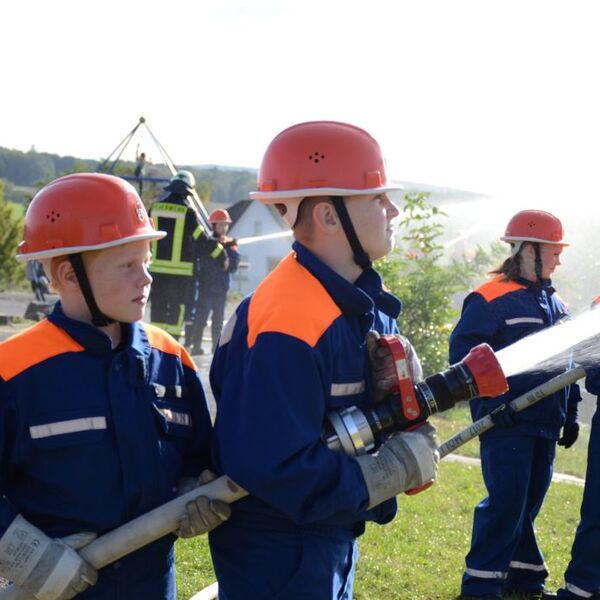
[292,241,401,318]
[47,302,150,356]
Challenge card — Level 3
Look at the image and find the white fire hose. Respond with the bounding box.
[0,366,584,599]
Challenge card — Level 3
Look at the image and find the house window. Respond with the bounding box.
[253,221,263,236]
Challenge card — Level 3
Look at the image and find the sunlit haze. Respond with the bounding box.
[3,1,599,201]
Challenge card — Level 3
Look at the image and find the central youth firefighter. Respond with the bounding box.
[208,121,440,599]
[450,210,582,600]
[0,173,230,600]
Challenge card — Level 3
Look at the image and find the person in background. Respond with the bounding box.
[134,151,147,195]
[26,259,50,302]
[149,170,199,341]
[185,208,240,355]
[451,210,581,600]
[0,173,229,600]
[208,121,439,599]
[556,299,600,600]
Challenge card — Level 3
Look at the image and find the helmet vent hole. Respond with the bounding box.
[308,152,325,164]
[46,210,61,223]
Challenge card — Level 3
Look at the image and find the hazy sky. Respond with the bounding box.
[2,0,600,210]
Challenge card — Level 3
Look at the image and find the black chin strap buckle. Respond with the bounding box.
[68,253,116,327]
[330,196,372,270]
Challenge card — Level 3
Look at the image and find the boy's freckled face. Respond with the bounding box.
[84,240,153,323]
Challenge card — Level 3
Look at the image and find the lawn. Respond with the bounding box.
[175,459,586,599]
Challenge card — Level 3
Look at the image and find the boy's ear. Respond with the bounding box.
[55,259,78,288]
[313,202,339,232]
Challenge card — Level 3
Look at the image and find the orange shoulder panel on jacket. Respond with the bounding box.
[0,320,85,382]
[142,323,197,370]
[475,275,527,302]
[247,253,342,348]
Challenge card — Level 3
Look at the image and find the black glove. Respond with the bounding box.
[489,401,518,428]
[558,417,580,449]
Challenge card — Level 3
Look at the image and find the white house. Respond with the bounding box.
[227,200,292,296]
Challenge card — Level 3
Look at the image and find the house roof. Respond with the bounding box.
[227,199,288,229]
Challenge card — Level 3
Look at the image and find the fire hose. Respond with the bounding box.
[0,348,584,599]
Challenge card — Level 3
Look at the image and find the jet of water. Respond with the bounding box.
[495,308,600,378]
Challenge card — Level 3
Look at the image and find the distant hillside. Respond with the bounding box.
[0,146,257,206]
[0,145,488,209]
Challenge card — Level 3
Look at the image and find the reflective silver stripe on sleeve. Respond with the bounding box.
[464,567,507,579]
[565,583,594,598]
[152,384,183,398]
[505,317,544,325]
[219,312,238,347]
[30,417,107,439]
[508,560,547,572]
[156,407,191,427]
[330,381,366,396]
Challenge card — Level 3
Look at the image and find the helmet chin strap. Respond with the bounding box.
[331,196,372,271]
[533,242,543,284]
[68,253,116,327]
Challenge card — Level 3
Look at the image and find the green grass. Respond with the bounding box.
[175,460,585,599]
[432,405,590,479]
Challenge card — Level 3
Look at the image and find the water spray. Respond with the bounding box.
[235,230,293,246]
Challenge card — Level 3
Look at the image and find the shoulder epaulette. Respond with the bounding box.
[142,323,196,370]
[475,275,527,302]
[0,320,85,381]
[247,253,342,348]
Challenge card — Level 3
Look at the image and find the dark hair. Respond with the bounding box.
[489,249,521,281]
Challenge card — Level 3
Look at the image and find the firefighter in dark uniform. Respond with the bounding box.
[185,208,240,355]
[149,170,199,340]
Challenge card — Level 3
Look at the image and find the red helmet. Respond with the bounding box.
[209,208,232,224]
[500,209,568,247]
[17,173,166,261]
[249,121,403,227]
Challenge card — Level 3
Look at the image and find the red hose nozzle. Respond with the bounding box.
[462,343,508,398]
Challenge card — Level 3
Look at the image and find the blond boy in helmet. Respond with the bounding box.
[0,173,229,600]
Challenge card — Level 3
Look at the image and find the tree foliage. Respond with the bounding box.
[0,180,26,290]
[376,192,501,375]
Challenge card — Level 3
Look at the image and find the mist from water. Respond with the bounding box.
[404,190,600,378]
[494,309,600,378]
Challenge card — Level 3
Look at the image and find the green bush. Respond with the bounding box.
[376,192,502,375]
[0,179,26,290]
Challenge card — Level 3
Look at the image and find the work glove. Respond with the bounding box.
[0,515,97,600]
[176,470,231,538]
[558,415,580,449]
[366,331,423,403]
[355,422,439,509]
[489,401,518,428]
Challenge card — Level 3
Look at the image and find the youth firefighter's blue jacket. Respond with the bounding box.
[450,275,581,439]
[451,274,582,597]
[209,242,401,599]
[0,303,212,599]
[559,372,600,598]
